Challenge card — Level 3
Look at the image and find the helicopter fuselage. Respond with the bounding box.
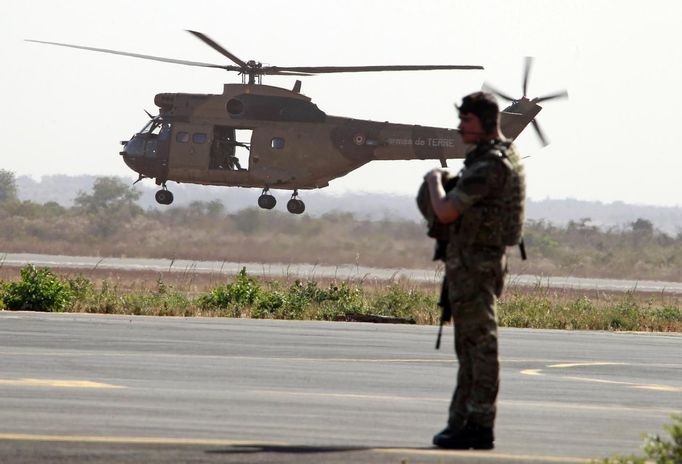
[120,82,542,210]
[121,84,511,189]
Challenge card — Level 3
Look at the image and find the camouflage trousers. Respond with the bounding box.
[445,245,505,429]
[448,319,500,429]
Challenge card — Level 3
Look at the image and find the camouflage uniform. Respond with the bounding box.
[444,139,525,430]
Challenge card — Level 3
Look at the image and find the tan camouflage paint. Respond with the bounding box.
[143,83,541,191]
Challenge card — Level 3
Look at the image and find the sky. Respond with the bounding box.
[3,0,682,207]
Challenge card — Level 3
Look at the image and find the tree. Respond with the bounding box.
[0,169,18,203]
[74,177,141,213]
[74,177,142,238]
[206,199,225,216]
[631,218,654,236]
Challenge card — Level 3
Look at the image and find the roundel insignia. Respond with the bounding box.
[353,133,366,146]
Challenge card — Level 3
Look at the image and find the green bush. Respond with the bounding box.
[653,306,682,322]
[595,414,682,463]
[66,275,95,300]
[2,264,73,311]
[253,290,288,318]
[198,267,261,311]
[604,295,641,331]
[315,282,367,320]
[371,284,434,320]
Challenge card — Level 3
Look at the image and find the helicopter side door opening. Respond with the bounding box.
[210,126,251,171]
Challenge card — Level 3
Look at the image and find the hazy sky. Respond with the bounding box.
[3,0,681,206]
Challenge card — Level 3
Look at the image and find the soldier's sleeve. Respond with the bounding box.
[446,159,506,213]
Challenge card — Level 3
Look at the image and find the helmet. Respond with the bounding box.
[416,172,459,241]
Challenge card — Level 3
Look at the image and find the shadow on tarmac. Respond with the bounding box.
[206,444,371,455]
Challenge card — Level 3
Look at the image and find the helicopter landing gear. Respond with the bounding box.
[286,190,305,215]
[257,188,276,210]
[155,185,174,205]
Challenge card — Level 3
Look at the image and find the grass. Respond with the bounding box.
[1,265,680,332]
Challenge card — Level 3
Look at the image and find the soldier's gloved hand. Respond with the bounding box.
[424,168,447,184]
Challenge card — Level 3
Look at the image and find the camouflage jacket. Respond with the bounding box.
[446,139,525,249]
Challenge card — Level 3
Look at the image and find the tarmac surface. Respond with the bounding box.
[0,312,680,463]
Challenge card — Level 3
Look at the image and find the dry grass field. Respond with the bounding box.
[2,265,680,332]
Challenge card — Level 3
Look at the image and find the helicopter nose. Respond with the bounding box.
[119,135,168,180]
[120,151,138,172]
[119,140,138,171]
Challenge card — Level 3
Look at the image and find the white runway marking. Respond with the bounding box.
[0,378,124,389]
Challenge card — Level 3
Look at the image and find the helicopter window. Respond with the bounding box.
[159,124,171,140]
[271,137,285,149]
[176,131,190,143]
[192,133,208,144]
[226,98,244,115]
[139,119,154,134]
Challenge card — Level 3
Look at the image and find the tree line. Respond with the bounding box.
[1,169,681,280]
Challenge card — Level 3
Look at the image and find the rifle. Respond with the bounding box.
[435,276,452,350]
[434,238,452,350]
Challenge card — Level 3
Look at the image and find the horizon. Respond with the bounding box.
[13,172,682,211]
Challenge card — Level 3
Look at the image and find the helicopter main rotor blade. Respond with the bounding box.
[534,89,569,103]
[266,64,483,73]
[265,70,316,76]
[481,82,516,102]
[186,30,248,68]
[531,119,549,147]
[522,56,534,97]
[25,39,234,70]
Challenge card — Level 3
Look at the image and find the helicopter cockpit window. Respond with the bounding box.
[139,119,154,134]
[176,132,190,143]
[271,137,285,149]
[139,118,165,136]
[192,133,208,144]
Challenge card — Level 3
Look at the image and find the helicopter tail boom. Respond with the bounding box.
[330,119,468,163]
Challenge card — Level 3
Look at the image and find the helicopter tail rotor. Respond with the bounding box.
[482,57,567,147]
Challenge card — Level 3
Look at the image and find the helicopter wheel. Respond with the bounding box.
[155,189,174,205]
[286,191,305,215]
[286,199,305,214]
[257,192,276,210]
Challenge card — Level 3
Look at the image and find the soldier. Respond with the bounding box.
[424,91,525,450]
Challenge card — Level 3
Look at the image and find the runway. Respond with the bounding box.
[0,312,679,463]
[3,252,682,293]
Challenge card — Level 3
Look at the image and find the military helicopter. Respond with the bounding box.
[27,32,566,214]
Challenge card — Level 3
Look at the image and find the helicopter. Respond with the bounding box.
[27,31,566,214]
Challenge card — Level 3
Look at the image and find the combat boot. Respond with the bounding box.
[432,423,494,450]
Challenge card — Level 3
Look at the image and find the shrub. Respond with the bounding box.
[653,306,682,322]
[3,264,73,311]
[371,284,434,321]
[253,290,288,318]
[314,282,367,320]
[198,267,261,311]
[66,275,95,301]
[595,414,682,463]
